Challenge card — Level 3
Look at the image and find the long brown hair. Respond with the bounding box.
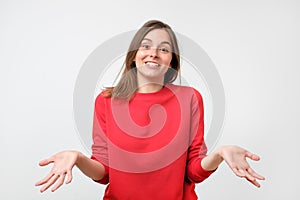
[103,20,181,99]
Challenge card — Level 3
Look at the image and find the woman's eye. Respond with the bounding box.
[159,47,170,53]
[141,44,151,49]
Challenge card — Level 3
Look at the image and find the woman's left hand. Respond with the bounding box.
[218,145,265,187]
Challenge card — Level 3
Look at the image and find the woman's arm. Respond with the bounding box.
[35,150,105,192]
[76,152,105,180]
[201,145,265,187]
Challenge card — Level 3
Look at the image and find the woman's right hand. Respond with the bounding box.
[35,150,79,192]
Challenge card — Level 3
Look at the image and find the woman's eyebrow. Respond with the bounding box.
[142,38,152,42]
[142,38,171,46]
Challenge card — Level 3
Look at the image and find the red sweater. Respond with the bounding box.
[91,84,214,200]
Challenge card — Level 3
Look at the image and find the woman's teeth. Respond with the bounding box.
[145,62,159,67]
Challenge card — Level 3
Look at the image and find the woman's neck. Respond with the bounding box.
[137,83,164,93]
[137,73,165,93]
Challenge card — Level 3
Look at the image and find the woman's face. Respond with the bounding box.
[134,29,173,85]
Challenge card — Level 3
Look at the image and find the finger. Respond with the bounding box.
[35,172,54,186]
[39,158,54,166]
[232,167,244,178]
[245,152,260,161]
[247,167,265,180]
[237,168,248,177]
[238,168,262,188]
[40,174,59,193]
[65,170,73,184]
[246,176,261,188]
[234,168,262,188]
[51,173,66,192]
[244,170,256,182]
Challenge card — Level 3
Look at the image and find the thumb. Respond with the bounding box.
[246,151,260,161]
[39,158,54,166]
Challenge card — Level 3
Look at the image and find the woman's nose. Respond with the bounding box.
[148,47,158,58]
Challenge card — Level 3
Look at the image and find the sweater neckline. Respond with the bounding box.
[135,84,169,96]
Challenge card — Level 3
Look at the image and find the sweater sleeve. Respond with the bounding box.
[186,88,216,183]
[91,92,110,184]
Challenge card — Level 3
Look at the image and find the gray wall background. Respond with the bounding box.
[1,0,299,199]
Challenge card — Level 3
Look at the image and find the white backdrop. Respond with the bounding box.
[1,0,299,199]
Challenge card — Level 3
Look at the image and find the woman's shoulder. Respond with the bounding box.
[94,89,111,106]
[166,84,203,104]
[167,84,202,96]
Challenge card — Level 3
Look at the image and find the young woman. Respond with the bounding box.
[36,20,265,199]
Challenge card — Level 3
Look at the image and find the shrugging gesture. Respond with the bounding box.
[35,151,105,192]
[201,145,265,187]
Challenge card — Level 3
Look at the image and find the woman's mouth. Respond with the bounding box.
[145,62,160,69]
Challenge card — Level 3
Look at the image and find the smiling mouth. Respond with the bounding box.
[144,62,160,68]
